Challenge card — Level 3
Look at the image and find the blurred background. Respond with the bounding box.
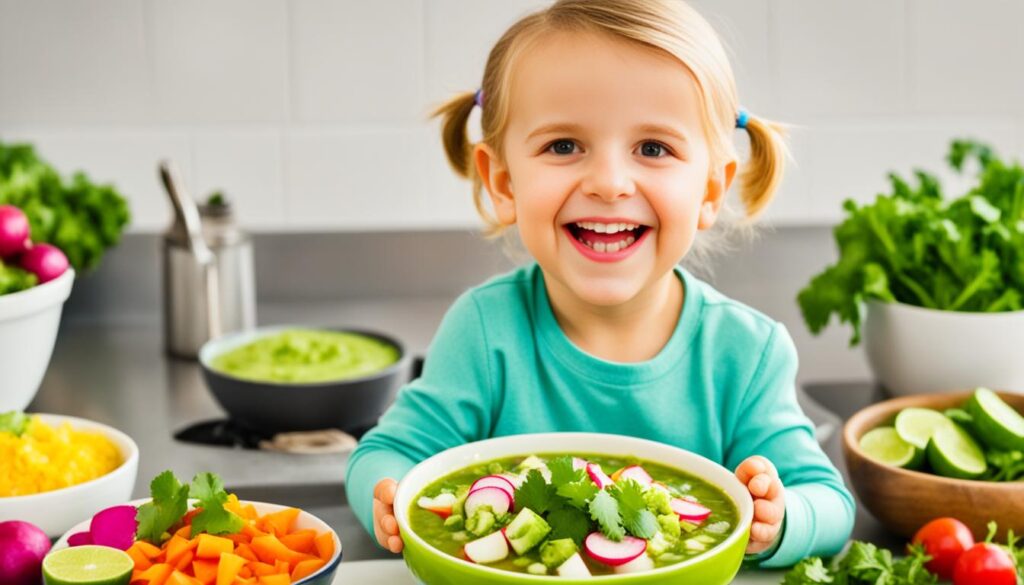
[1,0,1022,384]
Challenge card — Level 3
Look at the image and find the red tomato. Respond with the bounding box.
[911,517,975,579]
[953,543,1017,585]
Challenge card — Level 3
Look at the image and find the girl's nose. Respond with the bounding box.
[580,152,635,202]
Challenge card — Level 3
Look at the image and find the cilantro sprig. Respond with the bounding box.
[0,411,30,436]
[781,541,936,585]
[135,470,243,544]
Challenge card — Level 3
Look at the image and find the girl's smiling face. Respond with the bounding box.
[475,30,735,309]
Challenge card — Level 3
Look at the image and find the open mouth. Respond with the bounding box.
[565,221,651,254]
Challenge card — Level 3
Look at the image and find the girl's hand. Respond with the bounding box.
[735,456,785,555]
[373,478,404,553]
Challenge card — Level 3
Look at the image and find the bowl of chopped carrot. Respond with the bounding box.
[51,495,342,585]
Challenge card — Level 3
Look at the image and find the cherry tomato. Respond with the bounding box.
[953,542,1017,585]
[911,517,975,580]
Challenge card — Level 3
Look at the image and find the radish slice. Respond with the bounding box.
[464,486,512,518]
[67,531,93,547]
[557,552,592,577]
[584,532,647,566]
[572,457,588,471]
[671,498,711,523]
[651,481,672,495]
[617,465,653,487]
[417,493,457,519]
[464,530,509,564]
[499,473,523,489]
[470,475,516,500]
[614,553,655,574]
[586,463,613,490]
[89,505,138,551]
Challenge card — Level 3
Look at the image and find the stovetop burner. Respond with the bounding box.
[174,418,374,450]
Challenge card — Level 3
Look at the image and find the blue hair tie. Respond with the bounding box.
[474,89,485,108]
[736,108,749,129]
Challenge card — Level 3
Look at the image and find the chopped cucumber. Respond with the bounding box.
[540,538,577,569]
[505,508,551,555]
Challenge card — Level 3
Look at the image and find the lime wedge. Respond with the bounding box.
[860,427,921,468]
[968,387,1024,451]
[42,545,133,585]
[895,407,954,450]
[926,424,987,480]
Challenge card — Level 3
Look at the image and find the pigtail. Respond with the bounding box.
[737,115,789,221]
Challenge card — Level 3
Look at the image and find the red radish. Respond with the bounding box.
[417,493,457,519]
[584,532,647,566]
[89,505,138,551]
[586,463,613,489]
[651,481,672,495]
[67,531,94,546]
[464,486,512,518]
[671,498,711,524]
[499,473,523,489]
[614,552,655,574]
[557,552,592,577]
[470,475,516,500]
[617,465,654,487]
[19,243,68,284]
[0,205,30,259]
[572,457,588,471]
[0,520,51,585]
[464,530,509,564]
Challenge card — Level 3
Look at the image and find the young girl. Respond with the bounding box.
[347,0,853,568]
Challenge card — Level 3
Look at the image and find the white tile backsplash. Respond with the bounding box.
[0,0,1021,231]
[192,130,285,229]
[290,0,425,124]
[146,0,289,123]
[0,0,151,124]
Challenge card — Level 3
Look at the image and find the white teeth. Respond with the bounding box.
[573,221,642,233]
[594,223,607,233]
[593,241,606,253]
[625,236,636,246]
[605,241,621,253]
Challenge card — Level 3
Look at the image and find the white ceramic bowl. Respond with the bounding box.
[0,268,74,411]
[52,499,344,585]
[394,433,754,585]
[0,413,138,537]
[863,299,1024,395]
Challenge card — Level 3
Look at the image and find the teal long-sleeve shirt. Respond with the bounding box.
[345,263,854,568]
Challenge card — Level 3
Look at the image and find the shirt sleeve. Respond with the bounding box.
[344,291,498,541]
[724,323,855,568]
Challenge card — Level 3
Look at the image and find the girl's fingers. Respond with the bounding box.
[750,521,780,544]
[754,498,784,525]
[382,513,398,534]
[375,479,398,505]
[735,458,765,485]
[387,534,405,553]
[748,473,784,500]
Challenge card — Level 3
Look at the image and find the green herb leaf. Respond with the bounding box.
[588,489,624,541]
[610,480,659,539]
[514,469,556,516]
[0,411,29,436]
[189,472,244,537]
[548,456,585,488]
[781,557,833,585]
[135,470,190,543]
[556,480,599,510]
[546,506,590,546]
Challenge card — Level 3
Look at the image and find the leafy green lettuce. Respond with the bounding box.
[799,140,1024,345]
[0,141,130,273]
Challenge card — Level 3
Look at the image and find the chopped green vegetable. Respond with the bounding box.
[0,411,30,436]
[610,479,659,539]
[135,471,190,543]
[0,259,36,295]
[546,507,590,546]
[505,508,551,555]
[540,538,577,569]
[588,489,624,541]
[0,141,130,273]
[188,472,244,537]
[466,506,496,536]
[798,139,1024,345]
[515,469,557,515]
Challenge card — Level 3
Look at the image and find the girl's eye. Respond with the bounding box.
[639,141,668,158]
[547,140,578,156]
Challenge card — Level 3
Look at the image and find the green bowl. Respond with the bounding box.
[394,433,753,584]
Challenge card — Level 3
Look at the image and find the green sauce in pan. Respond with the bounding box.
[212,329,399,383]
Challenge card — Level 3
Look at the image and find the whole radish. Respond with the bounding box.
[0,205,31,258]
[20,243,69,283]
[0,520,51,585]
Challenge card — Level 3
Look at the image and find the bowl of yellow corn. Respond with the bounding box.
[0,412,138,536]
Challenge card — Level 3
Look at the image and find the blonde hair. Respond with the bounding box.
[433,0,789,238]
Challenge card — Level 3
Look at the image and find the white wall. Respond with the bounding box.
[0,0,1021,232]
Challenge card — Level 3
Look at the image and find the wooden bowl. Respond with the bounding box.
[843,390,1024,540]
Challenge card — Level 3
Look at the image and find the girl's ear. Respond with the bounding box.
[473,143,516,226]
[698,159,737,230]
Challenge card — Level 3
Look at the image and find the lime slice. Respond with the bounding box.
[42,545,133,585]
[968,387,1024,451]
[926,424,987,480]
[859,427,921,468]
[895,407,954,449]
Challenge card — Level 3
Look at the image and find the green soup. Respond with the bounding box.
[212,329,399,383]
[409,453,738,577]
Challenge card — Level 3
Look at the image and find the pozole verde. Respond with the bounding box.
[409,453,739,577]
